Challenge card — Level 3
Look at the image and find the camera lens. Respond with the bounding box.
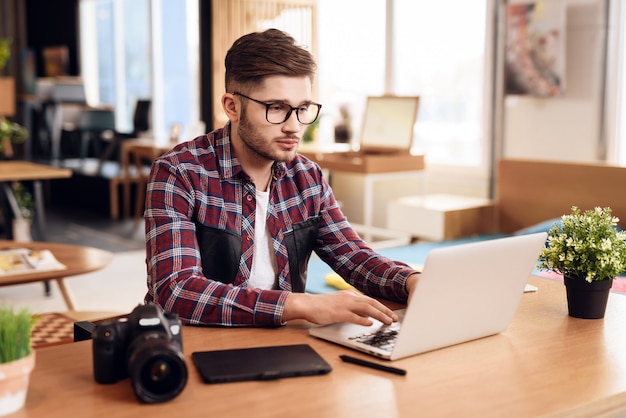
[127,336,188,403]
[139,355,183,394]
[148,359,172,382]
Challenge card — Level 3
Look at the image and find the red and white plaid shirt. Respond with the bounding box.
[144,122,416,326]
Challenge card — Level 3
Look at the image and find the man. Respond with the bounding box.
[144,28,419,327]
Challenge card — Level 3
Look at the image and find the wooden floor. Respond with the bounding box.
[0,182,148,316]
[3,156,145,253]
[44,204,146,253]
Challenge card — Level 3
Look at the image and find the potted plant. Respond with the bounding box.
[0,117,27,159]
[538,206,626,319]
[0,307,37,416]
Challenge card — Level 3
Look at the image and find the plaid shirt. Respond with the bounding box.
[144,122,416,326]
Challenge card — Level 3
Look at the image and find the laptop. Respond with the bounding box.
[354,95,420,154]
[309,232,547,361]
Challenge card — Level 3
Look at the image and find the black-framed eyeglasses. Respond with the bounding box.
[233,92,322,125]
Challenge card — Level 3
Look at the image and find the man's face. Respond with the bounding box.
[237,76,312,163]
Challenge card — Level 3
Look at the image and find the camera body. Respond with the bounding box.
[92,303,188,403]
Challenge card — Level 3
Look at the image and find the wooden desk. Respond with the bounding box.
[15,277,626,417]
[0,240,113,311]
[0,161,72,240]
[0,160,72,182]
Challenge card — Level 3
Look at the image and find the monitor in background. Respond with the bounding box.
[51,81,86,103]
[359,95,420,154]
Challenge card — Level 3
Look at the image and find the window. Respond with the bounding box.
[316,0,386,146]
[317,0,489,169]
[393,1,487,166]
[79,0,199,144]
[79,0,490,166]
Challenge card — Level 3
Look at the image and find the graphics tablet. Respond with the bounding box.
[192,344,332,383]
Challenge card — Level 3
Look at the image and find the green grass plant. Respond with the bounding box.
[0,307,36,363]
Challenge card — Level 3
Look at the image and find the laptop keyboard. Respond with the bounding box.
[349,325,400,352]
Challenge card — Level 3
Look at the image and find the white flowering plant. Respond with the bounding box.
[538,206,626,282]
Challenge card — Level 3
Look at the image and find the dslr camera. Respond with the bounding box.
[92,303,188,403]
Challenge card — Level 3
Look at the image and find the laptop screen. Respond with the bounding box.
[360,96,420,152]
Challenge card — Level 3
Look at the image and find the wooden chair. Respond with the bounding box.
[99,99,152,166]
[77,108,116,161]
[129,145,160,227]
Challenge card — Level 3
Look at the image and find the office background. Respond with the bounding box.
[0,0,625,204]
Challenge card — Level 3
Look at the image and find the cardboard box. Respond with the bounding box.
[387,194,497,241]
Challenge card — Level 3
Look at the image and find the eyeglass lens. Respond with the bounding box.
[266,102,320,125]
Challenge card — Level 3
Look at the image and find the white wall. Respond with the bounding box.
[503,0,609,163]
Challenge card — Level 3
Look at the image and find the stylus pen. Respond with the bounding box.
[339,354,407,376]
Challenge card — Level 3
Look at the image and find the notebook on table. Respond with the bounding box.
[309,232,547,361]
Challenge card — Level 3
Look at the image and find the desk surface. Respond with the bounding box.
[0,240,113,286]
[16,277,626,417]
[298,143,425,174]
[0,161,72,182]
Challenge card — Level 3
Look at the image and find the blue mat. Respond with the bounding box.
[305,234,509,294]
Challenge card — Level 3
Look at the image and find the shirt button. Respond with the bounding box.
[246,195,253,201]
[246,235,252,241]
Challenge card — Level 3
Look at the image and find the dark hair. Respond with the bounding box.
[225,28,317,92]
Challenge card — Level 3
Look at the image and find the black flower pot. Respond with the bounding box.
[564,276,613,319]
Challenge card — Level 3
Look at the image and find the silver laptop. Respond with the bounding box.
[309,232,547,361]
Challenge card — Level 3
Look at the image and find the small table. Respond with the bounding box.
[0,161,72,240]
[0,240,113,311]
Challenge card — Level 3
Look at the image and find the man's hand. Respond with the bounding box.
[283,290,398,326]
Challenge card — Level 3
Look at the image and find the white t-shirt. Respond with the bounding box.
[247,188,278,290]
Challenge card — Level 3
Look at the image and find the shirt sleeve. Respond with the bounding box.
[144,158,289,327]
[313,172,417,302]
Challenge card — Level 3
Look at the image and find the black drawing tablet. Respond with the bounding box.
[191,344,332,383]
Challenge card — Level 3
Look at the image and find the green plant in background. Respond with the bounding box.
[0,117,27,156]
[0,38,10,71]
[538,206,626,282]
[0,307,36,363]
[0,118,27,143]
[302,115,321,143]
[12,181,34,219]
[0,37,26,157]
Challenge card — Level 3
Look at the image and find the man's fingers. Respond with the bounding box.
[345,292,396,325]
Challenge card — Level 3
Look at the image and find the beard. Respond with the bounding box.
[237,109,299,163]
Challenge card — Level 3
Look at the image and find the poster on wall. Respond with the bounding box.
[42,45,69,77]
[505,1,566,97]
